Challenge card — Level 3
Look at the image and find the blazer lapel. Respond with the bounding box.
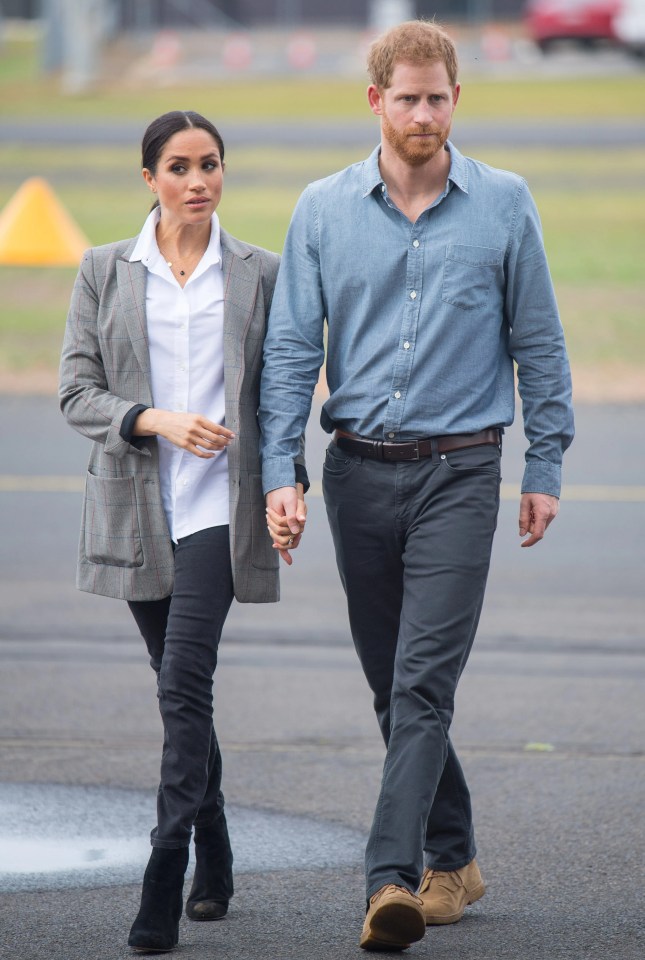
[221,230,261,384]
[115,254,152,390]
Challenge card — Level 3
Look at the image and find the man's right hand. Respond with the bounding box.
[266,485,307,565]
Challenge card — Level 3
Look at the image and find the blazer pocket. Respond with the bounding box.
[442,243,503,310]
[83,472,144,568]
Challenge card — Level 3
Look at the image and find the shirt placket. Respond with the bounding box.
[172,286,191,535]
[383,211,425,440]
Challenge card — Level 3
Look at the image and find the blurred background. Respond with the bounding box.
[0,0,643,401]
[1,12,644,950]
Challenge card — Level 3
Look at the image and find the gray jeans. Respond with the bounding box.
[128,525,234,849]
[323,439,501,899]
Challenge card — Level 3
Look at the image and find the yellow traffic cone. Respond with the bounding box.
[0,177,90,266]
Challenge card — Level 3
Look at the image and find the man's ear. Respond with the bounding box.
[367,84,384,117]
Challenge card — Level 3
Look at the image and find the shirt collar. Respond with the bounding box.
[361,140,469,198]
[129,207,223,279]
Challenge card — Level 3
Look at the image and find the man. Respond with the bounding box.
[259,20,574,952]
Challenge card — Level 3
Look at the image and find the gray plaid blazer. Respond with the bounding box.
[59,229,293,604]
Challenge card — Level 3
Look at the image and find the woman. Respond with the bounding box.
[59,110,307,953]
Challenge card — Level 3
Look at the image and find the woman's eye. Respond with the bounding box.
[170,164,185,174]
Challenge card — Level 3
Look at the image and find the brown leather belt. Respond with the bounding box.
[333,428,501,462]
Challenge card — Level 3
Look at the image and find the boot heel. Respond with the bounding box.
[185,812,234,922]
[128,847,189,952]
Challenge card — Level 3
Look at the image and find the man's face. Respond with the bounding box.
[368,60,460,167]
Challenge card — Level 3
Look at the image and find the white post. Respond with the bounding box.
[60,0,111,94]
[369,0,416,31]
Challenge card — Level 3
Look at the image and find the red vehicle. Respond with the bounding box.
[524,0,623,51]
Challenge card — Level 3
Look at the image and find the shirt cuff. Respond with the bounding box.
[119,404,150,447]
[521,461,562,498]
[262,457,297,496]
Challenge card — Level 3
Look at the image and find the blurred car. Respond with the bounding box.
[614,0,645,56]
[524,0,623,52]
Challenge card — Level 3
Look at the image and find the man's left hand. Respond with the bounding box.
[519,492,559,547]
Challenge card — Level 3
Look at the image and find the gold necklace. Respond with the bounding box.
[158,246,204,278]
[158,251,186,276]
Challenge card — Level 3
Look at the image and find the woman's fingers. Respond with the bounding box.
[155,412,235,456]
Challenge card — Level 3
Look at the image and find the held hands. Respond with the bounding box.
[266,484,307,565]
[519,492,559,547]
[134,409,234,458]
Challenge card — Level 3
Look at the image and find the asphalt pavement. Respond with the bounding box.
[0,395,644,960]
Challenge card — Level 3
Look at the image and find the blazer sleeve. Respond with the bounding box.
[59,248,151,459]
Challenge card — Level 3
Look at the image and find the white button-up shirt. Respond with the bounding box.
[130,209,228,542]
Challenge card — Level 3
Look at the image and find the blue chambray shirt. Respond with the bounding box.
[260,142,574,497]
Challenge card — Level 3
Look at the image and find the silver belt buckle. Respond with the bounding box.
[408,439,421,461]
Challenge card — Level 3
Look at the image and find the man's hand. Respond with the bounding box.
[519,492,559,547]
[266,484,307,565]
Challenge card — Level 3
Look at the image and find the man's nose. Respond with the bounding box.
[414,101,434,125]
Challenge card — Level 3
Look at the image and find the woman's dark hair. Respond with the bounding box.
[142,110,225,176]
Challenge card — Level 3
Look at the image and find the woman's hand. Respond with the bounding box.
[266,483,307,565]
[133,409,234,458]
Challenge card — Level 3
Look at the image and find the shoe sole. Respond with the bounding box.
[129,946,177,954]
[185,901,228,921]
[360,900,426,952]
[424,883,486,926]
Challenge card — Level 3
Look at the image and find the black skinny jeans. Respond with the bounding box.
[128,525,234,848]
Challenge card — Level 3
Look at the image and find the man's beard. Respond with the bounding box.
[381,109,450,167]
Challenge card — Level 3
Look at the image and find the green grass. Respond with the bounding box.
[1,145,644,371]
[0,49,643,382]
[1,38,645,121]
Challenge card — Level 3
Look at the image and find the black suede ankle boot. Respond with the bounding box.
[185,812,234,921]
[128,846,189,952]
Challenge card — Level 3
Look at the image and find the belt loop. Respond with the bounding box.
[430,437,440,464]
[373,440,384,461]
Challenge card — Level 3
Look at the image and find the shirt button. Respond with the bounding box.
[388,432,395,439]
[403,341,410,350]
[183,480,189,486]
[394,391,401,399]
[381,185,386,192]
[412,239,420,248]
[410,291,417,300]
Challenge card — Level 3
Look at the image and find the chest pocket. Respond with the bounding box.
[442,243,503,311]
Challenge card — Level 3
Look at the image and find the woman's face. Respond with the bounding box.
[143,128,224,228]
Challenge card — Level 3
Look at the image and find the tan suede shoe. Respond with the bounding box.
[418,858,485,925]
[359,884,426,952]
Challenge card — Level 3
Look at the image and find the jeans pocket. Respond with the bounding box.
[440,444,502,477]
[323,443,360,478]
